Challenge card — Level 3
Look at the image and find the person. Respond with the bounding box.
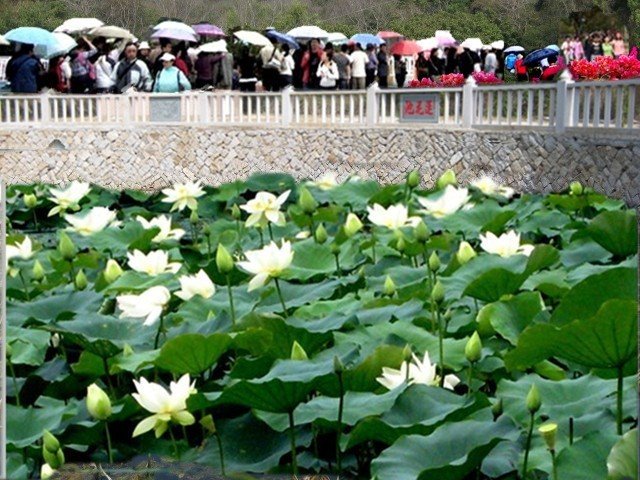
[137,41,153,71]
[349,42,368,89]
[561,35,573,63]
[237,46,258,92]
[259,39,283,91]
[427,48,443,78]
[334,44,351,90]
[444,46,457,74]
[174,43,192,79]
[376,43,389,88]
[153,53,191,93]
[6,44,41,93]
[515,55,528,81]
[415,51,430,81]
[393,54,406,88]
[279,43,295,89]
[365,44,378,86]
[292,43,306,89]
[302,39,323,89]
[152,40,173,77]
[218,50,234,89]
[111,42,152,93]
[484,48,498,74]
[94,43,116,93]
[317,51,339,89]
[69,36,98,93]
[572,35,585,60]
[456,46,475,77]
[602,36,614,57]
[588,33,603,60]
[611,32,627,57]
[194,51,216,88]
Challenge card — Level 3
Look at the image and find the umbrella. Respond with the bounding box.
[417,37,438,52]
[4,27,57,46]
[391,40,424,56]
[286,26,329,40]
[265,29,299,49]
[89,25,134,40]
[461,38,483,51]
[378,31,403,40]
[233,30,271,46]
[35,32,77,59]
[54,18,103,34]
[153,21,197,36]
[351,33,384,47]
[504,45,525,54]
[327,32,348,45]
[199,40,228,53]
[435,30,457,47]
[523,48,557,66]
[152,28,198,43]
[0,34,9,46]
[490,40,505,50]
[545,44,560,52]
[192,23,225,37]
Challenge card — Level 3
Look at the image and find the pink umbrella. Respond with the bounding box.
[390,40,423,56]
[192,23,225,37]
[151,28,198,43]
[435,30,457,47]
[378,31,403,40]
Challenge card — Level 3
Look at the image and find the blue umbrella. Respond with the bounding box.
[4,27,57,47]
[265,29,300,49]
[523,48,557,66]
[545,44,561,52]
[350,33,384,47]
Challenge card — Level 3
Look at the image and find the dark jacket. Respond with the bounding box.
[7,54,41,93]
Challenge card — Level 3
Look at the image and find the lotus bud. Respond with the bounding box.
[402,344,413,363]
[431,280,445,303]
[465,331,482,363]
[32,260,45,281]
[231,204,241,220]
[333,355,344,374]
[43,447,63,469]
[436,169,457,189]
[407,170,421,188]
[428,252,441,272]
[216,244,235,274]
[24,193,37,209]
[396,236,406,253]
[526,384,541,414]
[344,213,363,237]
[569,181,583,196]
[122,343,134,356]
[456,241,476,265]
[41,463,55,480]
[51,333,60,349]
[491,398,503,418]
[86,383,112,420]
[104,259,123,284]
[357,266,366,278]
[290,341,308,360]
[58,232,77,261]
[200,414,217,434]
[42,430,60,453]
[538,423,558,451]
[315,223,328,244]
[414,220,430,242]
[6,343,12,358]
[75,269,88,290]
[298,187,318,214]
[189,209,199,225]
[383,275,396,296]
[331,243,341,255]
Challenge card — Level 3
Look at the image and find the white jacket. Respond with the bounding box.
[317,61,339,87]
[95,55,115,90]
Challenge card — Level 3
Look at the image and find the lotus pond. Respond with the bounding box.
[4,173,638,480]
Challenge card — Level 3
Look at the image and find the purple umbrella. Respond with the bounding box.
[192,23,225,37]
[151,28,198,43]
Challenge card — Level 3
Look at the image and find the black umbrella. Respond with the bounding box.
[523,48,557,66]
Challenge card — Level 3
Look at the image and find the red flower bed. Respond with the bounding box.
[569,47,640,80]
[472,72,503,84]
[408,73,466,88]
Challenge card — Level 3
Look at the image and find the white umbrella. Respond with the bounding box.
[0,34,9,46]
[233,30,271,47]
[54,18,103,34]
[435,30,457,47]
[417,37,438,52]
[88,25,134,40]
[461,38,483,51]
[490,40,505,50]
[286,25,329,40]
[199,40,228,53]
[35,32,77,59]
[153,21,196,36]
[504,45,525,54]
[327,32,348,45]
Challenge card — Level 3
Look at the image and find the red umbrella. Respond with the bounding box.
[390,40,424,56]
[378,31,403,40]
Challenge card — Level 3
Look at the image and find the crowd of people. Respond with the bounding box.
[4,28,631,94]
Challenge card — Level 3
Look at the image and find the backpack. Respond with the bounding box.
[505,54,517,70]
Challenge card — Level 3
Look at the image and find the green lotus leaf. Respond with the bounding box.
[606,428,638,480]
[587,210,637,259]
[155,333,231,375]
[7,290,103,327]
[7,326,51,366]
[481,291,545,345]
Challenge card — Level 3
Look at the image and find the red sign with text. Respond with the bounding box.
[399,93,440,123]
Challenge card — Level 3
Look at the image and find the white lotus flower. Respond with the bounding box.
[367,204,421,229]
[161,181,206,212]
[136,215,185,243]
[240,190,290,228]
[65,207,119,236]
[471,176,515,199]
[417,185,471,218]
[6,236,34,263]
[237,240,294,291]
[479,230,534,257]
[116,285,171,326]
[132,373,196,438]
[377,351,460,391]
[48,181,91,216]
[175,269,216,300]
[295,230,311,240]
[309,172,338,190]
[127,250,181,276]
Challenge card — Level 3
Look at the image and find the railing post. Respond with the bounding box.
[40,91,51,124]
[462,76,477,129]
[198,91,209,124]
[121,91,132,124]
[366,82,379,126]
[555,69,573,133]
[281,86,293,126]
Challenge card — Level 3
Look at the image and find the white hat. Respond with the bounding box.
[138,41,150,50]
[159,52,176,62]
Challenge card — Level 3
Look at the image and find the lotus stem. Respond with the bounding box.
[8,358,20,407]
[18,270,30,301]
[371,229,377,263]
[334,253,341,276]
[467,363,474,397]
[288,410,298,476]
[32,210,39,231]
[268,222,274,241]
[616,365,623,435]
[569,417,574,445]
[336,370,344,472]
[104,422,113,463]
[437,309,445,388]
[551,449,558,480]
[522,411,535,479]
[258,228,265,247]
[154,316,164,349]
[226,275,236,326]
[168,427,180,459]
[274,278,288,318]
[102,357,116,398]
[215,432,226,476]
[206,233,212,262]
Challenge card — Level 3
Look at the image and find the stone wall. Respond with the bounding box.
[0,126,638,206]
